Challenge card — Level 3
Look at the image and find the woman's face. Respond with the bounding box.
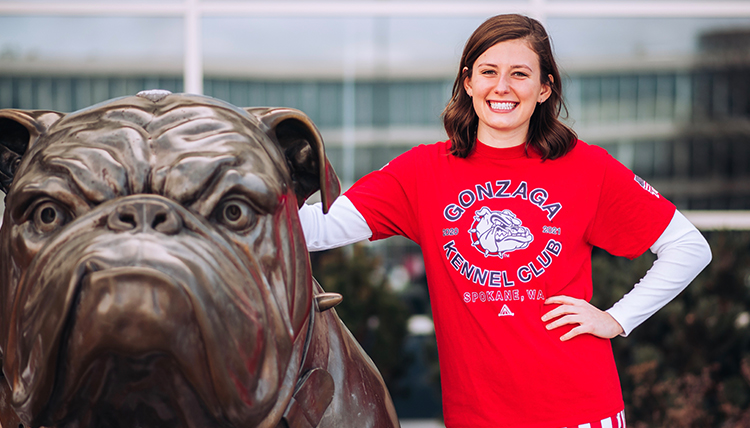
[463,38,552,148]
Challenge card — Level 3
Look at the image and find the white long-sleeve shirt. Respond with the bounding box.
[299,196,712,336]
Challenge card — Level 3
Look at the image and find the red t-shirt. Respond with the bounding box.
[345,140,675,428]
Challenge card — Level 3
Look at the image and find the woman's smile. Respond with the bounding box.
[487,101,518,112]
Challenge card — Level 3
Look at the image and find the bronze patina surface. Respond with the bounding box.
[0,90,400,428]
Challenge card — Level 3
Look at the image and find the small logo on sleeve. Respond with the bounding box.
[634,175,660,198]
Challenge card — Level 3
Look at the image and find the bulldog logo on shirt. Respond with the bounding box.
[469,207,534,258]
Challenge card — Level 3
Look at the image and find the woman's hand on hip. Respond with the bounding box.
[541,295,624,341]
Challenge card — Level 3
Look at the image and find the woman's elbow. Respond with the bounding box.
[695,231,713,270]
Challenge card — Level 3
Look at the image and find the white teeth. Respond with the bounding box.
[489,101,516,111]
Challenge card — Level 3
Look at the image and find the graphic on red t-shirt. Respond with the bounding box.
[469,207,534,258]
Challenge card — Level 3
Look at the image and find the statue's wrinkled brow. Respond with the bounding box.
[45,148,130,204]
[153,153,239,205]
[7,145,129,217]
[187,167,281,219]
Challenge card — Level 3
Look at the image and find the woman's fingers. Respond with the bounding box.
[542,295,624,340]
[544,314,581,331]
[541,295,585,322]
[544,295,580,306]
[560,325,588,341]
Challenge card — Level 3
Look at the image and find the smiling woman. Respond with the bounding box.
[299,13,712,428]
[443,14,574,159]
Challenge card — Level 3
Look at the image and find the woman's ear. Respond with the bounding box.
[463,67,473,97]
[539,74,553,103]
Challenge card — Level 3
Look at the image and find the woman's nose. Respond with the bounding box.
[494,74,511,94]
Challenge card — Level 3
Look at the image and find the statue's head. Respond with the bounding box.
[0,90,340,428]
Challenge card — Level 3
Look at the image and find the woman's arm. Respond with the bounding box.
[542,210,712,340]
[606,210,712,336]
[298,196,373,252]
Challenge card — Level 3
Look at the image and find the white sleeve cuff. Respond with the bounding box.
[298,196,373,252]
[606,210,712,337]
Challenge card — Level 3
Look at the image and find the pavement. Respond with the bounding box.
[400,420,445,428]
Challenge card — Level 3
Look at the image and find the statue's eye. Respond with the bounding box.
[216,199,256,231]
[32,201,69,233]
[11,157,21,174]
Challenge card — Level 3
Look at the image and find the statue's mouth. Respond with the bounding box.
[47,353,223,428]
[43,266,223,427]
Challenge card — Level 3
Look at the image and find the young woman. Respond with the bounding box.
[299,14,711,428]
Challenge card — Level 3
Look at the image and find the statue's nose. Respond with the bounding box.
[107,199,183,235]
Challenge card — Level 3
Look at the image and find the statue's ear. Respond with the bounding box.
[247,107,341,213]
[0,110,64,194]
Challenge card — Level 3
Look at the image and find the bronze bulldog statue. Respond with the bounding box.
[0,90,400,428]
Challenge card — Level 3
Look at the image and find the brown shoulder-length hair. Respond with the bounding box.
[442,14,577,159]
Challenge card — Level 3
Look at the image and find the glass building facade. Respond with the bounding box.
[2,57,748,210]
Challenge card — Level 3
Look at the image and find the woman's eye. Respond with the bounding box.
[216,199,257,231]
[32,201,69,233]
